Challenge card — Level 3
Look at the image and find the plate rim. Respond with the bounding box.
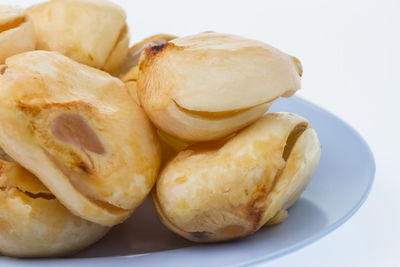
[0,96,376,266]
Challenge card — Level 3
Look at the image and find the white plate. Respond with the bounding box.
[0,96,375,266]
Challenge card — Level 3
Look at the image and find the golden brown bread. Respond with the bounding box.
[153,113,321,242]
[0,51,161,226]
[118,34,177,105]
[27,0,129,73]
[117,33,177,79]
[0,151,108,257]
[138,32,302,142]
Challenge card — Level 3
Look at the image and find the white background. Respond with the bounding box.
[3,0,400,266]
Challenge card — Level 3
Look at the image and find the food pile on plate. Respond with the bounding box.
[0,0,321,257]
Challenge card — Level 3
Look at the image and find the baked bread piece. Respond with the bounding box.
[153,112,321,242]
[0,51,161,226]
[138,32,302,142]
[28,0,129,73]
[0,150,108,258]
[0,5,36,64]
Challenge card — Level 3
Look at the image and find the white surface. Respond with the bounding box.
[2,0,400,266]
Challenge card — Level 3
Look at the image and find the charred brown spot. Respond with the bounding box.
[190,231,210,240]
[79,162,90,174]
[152,44,166,52]
[117,36,173,76]
[146,43,168,57]
[51,114,105,154]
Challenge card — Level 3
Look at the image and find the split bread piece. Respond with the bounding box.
[27,0,129,73]
[138,32,303,142]
[153,112,321,242]
[0,150,108,258]
[0,51,161,226]
[0,5,36,64]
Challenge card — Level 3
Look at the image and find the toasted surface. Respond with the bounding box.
[0,51,161,226]
[28,0,128,73]
[154,113,321,242]
[0,158,108,258]
[117,33,177,78]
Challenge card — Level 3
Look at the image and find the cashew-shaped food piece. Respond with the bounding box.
[153,112,321,242]
[138,32,302,142]
[0,150,108,258]
[28,0,129,73]
[0,5,36,64]
[0,51,161,226]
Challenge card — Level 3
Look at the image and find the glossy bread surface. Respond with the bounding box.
[0,51,161,226]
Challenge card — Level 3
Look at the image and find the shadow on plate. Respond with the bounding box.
[255,197,329,245]
[72,197,194,258]
[73,196,328,258]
